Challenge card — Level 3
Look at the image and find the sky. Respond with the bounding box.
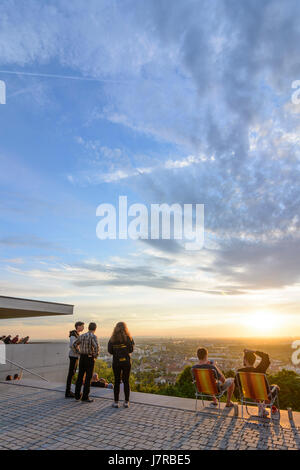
[0,0,300,339]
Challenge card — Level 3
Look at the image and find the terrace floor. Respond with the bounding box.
[1,380,300,450]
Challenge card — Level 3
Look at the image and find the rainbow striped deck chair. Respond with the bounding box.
[236,371,280,422]
[191,367,227,413]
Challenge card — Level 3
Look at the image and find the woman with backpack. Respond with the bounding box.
[108,322,134,408]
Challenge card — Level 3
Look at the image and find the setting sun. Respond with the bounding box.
[242,311,284,336]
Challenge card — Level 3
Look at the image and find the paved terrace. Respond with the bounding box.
[1,380,300,450]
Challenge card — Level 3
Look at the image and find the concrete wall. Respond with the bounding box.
[0,343,69,383]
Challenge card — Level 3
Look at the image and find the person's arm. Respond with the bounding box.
[214,364,225,383]
[92,336,99,358]
[254,351,270,373]
[108,340,113,355]
[69,336,77,351]
[72,336,81,355]
[127,338,134,354]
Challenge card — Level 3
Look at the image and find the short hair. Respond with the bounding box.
[244,351,256,365]
[75,321,84,329]
[197,347,208,360]
[88,322,97,331]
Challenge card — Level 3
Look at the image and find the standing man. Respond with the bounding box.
[72,322,99,403]
[65,321,85,398]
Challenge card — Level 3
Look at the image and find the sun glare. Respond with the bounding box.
[242,311,283,336]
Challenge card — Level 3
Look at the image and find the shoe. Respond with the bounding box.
[123,401,130,408]
[225,402,235,408]
[271,406,280,419]
[75,394,82,401]
[81,398,94,403]
[112,402,119,408]
[65,391,75,398]
[210,402,218,407]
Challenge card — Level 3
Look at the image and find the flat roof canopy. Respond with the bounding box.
[0,296,74,319]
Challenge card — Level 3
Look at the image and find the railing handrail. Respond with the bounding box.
[5,359,49,382]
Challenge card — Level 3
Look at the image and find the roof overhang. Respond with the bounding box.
[0,296,74,319]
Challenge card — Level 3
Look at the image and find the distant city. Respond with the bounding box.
[106,337,300,385]
[33,336,300,386]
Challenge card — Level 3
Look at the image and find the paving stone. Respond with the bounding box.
[0,382,300,450]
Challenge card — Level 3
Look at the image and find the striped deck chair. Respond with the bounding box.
[191,367,227,413]
[236,371,280,422]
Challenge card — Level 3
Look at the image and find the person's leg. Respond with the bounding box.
[113,363,121,403]
[82,357,95,400]
[220,378,235,406]
[223,378,235,406]
[65,357,78,396]
[225,381,235,406]
[122,363,131,402]
[211,396,218,405]
[270,384,280,399]
[75,355,85,399]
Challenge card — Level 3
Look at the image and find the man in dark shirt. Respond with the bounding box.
[237,349,279,417]
[238,349,270,373]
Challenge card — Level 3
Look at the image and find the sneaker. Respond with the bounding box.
[81,398,94,403]
[65,391,75,398]
[112,402,119,408]
[123,401,130,408]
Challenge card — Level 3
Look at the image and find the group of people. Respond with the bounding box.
[192,346,279,418]
[65,321,134,407]
[0,335,30,344]
[5,373,22,381]
[64,320,279,417]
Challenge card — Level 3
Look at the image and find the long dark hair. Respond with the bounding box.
[110,322,132,344]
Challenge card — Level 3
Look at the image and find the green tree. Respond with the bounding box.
[268,369,300,411]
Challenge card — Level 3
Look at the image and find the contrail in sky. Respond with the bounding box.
[0,69,130,83]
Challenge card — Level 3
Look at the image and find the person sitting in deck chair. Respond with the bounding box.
[192,347,235,408]
[237,349,280,418]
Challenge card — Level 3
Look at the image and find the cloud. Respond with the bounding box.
[140,239,183,254]
[208,236,300,290]
[1,0,300,297]
[0,235,60,250]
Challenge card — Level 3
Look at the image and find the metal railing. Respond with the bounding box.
[5,359,49,382]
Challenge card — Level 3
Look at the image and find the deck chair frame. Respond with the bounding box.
[236,371,280,424]
[191,367,227,414]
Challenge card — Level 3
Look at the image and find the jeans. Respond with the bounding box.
[65,356,78,395]
[75,354,95,400]
[113,361,131,402]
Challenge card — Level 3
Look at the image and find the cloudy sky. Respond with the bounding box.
[0,0,300,338]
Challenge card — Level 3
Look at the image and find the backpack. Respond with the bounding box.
[113,343,129,362]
